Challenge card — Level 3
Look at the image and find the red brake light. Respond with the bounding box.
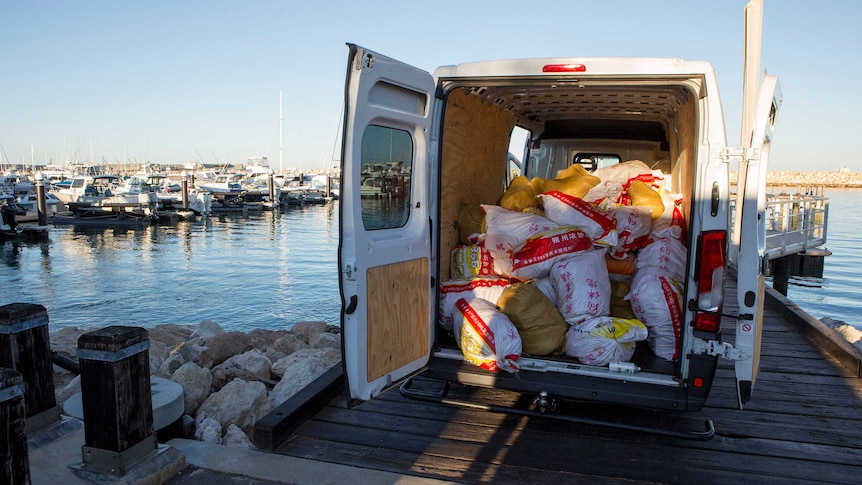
[694,230,726,332]
[542,64,586,73]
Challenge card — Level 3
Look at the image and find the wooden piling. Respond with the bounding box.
[77,326,155,475]
[0,303,59,434]
[0,368,30,485]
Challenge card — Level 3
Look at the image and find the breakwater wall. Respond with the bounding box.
[731,171,862,189]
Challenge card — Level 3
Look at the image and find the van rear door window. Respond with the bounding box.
[359,125,413,230]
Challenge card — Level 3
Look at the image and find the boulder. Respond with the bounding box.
[222,424,254,449]
[195,417,223,444]
[171,362,213,416]
[148,339,168,375]
[157,352,186,378]
[211,349,273,391]
[290,321,328,343]
[181,414,196,438]
[273,333,310,357]
[309,331,340,350]
[49,326,84,360]
[248,328,290,352]
[148,324,194,348]
[266,348,341,413]
[195,378,267,435]
[191,320,225,340]
[198,332,253,368]
[175,338,205,365]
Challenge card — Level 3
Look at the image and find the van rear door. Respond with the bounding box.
[339,45,436,401]
[735,74,781,408]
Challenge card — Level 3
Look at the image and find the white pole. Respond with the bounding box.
[279,89,284,174]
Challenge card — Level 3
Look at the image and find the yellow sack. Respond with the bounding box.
[609,278,636,320]
[627,180,664,220]
[458,203,486,245]
[499,175,539,212]
[497,282,568,355]
[530,169,600,200]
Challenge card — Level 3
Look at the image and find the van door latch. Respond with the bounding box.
[692,338,749,361]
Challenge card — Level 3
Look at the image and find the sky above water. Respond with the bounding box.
[2,0,859,172]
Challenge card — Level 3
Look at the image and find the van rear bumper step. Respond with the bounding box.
[399,377,716,441]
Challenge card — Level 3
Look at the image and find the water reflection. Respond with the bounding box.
[0,203,341,332]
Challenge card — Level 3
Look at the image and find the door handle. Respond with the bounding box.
[345,295,358,314]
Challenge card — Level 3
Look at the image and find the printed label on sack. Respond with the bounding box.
[659,276,683,360]
[511,228,591,270]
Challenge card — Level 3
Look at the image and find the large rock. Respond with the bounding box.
[211,349,272,391]
[157,352,186,378]
[148,324,194,348]
[171,362,213,416]
[267,348,341,413]
[222,424,254,449]
[149,339,168,375]
[49,327,85,359]
[309,331,340,350]
[290,321,328,343]
[273,333,310,358]
[191,320,225,340]
[198,332,253,368]
[195,417,223,444]
[195,378,267,435]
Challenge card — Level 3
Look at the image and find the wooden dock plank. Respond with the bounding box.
[272,280,862,484]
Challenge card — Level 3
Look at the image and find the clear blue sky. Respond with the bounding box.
[2,1,859,172]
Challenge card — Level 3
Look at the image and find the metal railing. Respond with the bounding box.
[730,191,829,261]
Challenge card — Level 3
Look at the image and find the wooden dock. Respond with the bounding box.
[269,282,862,484]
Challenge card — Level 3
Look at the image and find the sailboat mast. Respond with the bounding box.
[279,89,284,173]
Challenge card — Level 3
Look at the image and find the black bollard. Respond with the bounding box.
[77,326,155,475]
[181,171,189,210]
[0,368,31,485]
[0,303,59,434]
[35,172,48,226]
[268,171,275,203]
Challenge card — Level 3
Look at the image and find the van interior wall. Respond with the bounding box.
[439,88,516,280]
[668,93,696,227]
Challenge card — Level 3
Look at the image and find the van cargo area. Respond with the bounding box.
[342,44,778,418]
[428,71,716,411]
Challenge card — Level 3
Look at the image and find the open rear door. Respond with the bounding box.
[339,44,436,401]
[735,74,781,408]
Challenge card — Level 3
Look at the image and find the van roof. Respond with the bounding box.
[433,57,716,79]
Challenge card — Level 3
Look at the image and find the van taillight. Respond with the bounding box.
[694,230,726,332]
[542,64,586,73]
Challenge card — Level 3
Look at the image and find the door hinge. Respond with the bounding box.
[692,338,750,361]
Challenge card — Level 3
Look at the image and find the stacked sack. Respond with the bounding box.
[441,160,688,372]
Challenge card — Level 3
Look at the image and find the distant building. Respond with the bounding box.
[839,166,851,173]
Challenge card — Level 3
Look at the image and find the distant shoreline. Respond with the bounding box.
[731,171,862,189]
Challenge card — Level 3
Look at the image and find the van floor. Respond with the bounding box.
[273,279,862,484]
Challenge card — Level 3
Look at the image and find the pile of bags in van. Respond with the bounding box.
[441,160,688,373]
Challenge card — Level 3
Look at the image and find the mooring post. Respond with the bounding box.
[0,368,30,485]
[268,170,275,204]
[771,257,790,296]
[77,326,155,475]
[35,171,48,226]
[0,303,60,434]
[181,171,189,210]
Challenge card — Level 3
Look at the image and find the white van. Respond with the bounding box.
[338,41,780,423]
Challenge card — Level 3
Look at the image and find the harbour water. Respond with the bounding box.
[1,189,860,333]
[783,188,862,330]
[1,203,341,332]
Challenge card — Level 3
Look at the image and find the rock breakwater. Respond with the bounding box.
[50,320,341,449]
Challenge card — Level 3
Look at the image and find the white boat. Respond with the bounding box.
[195,174,244,195]
[52,174,160,219]
[16,191,63,219]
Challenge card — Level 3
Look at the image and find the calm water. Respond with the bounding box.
[1,203,341,332]
[2,189,860,333]
[783,188,862,330]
